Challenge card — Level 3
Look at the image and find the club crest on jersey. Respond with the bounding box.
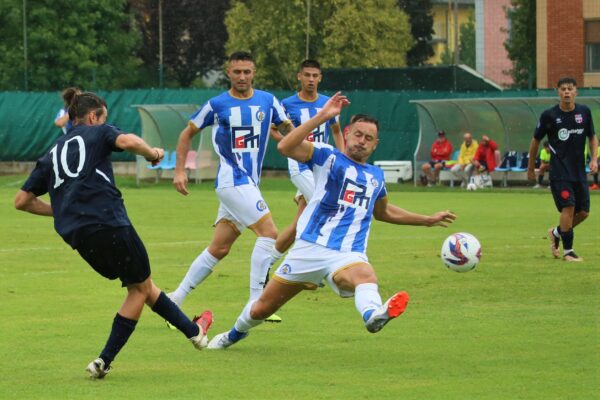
[370,177,379,188]
[339,178,370,209]
[256,110,265,122]
[232,126,260,152]
[575,114,583,124]
[256,200,267,211]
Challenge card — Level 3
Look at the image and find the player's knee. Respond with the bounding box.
[422,164,430,172]
[208,244,230,259]
[577,210,589,220]
[250,301,271,320]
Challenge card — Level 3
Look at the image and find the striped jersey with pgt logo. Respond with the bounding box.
[189,89,289,188]
[281,93,339,176]
[297,143,387,254]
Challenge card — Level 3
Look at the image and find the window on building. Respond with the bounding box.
[585,20,600,72]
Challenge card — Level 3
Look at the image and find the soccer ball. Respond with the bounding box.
[441,232,482,272]
[466,182,477,191]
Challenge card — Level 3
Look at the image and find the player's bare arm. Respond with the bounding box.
[115,133,164,166]
[54,113,69,128]
[527,137,540,181]
[14,190,53,216]
[173,124,200,196]
[270,121,294,143]
[373,197,456,227]
[278,92,350,162]
[589,135,599,173]
[331,123,345,151]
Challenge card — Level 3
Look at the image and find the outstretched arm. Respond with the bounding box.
[373,197,456,227]
[277,92,350,162]
[331,123,345,151]
[173,124,201,196]
[527,137,540,181]
[115,133,164,165]
[14,190,53,216]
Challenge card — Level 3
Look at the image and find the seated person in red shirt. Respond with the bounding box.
[421,130,453,186]
[471,135,498,174]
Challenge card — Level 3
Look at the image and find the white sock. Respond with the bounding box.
[234,300,264,332]
[270,247,283,267]
[249,237,276,301]
[171,248,219,305]
[552,227,560,238]
[355,283,382,319]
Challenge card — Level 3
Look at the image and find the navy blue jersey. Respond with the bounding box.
[21,124,131,247]
[534,104,596,181]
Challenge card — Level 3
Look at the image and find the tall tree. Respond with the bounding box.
[130,0,229,88]
[504,0,536,88]
[0,0,143,91]
[398,0,434,66]
[459,12,476,68]
[0,0,23,90]
[225,0,413,89]
[321,0,413,68]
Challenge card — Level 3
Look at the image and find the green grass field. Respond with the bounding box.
[1,175,598,400]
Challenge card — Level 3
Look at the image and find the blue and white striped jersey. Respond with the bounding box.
[55,108,72,135]
[297,143,387,254]
[281,94,339,176]
[189,89,289,188]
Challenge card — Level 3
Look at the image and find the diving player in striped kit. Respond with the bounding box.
[170,52,293,317]
[208,92,456,349]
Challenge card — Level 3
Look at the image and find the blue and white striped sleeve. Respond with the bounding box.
[189,101,215,131]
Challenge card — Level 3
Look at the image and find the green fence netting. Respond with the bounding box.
[3,88,600,170]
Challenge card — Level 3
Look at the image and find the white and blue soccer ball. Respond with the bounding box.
[466,182,477,191]
[441,232,482,272]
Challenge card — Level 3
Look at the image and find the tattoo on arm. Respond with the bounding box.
[278,122,293,136]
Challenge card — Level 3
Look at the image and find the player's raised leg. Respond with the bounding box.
[332,263,409,333]
[208,279,304,349]
[169,220,239,306]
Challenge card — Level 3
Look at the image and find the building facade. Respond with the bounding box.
[537,0,600,88]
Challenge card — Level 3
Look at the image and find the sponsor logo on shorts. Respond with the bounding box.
[561,190,570,200]
[279,264,292,274]
[575,114,582,124]
[256,200,267,211]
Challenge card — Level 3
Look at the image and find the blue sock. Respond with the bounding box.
[228,328,248,343]
[560,229,574,253]
[99,314,137,367]
[152,291,199,338]
[362,309,375,322]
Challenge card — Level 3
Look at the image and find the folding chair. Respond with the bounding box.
[495,151,517,187]
[184,150,199,183]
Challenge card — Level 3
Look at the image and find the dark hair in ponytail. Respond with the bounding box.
[61,87,80,107]
[68,92,107,121]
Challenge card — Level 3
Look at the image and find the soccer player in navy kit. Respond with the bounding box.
[15,92,213,379]
[207,93,456,349]
[527,77,599,262]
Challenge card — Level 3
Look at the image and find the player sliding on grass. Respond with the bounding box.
[14,92,213,379]
[208,92,456,349]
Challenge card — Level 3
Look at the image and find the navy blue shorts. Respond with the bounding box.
[428,160,446,168]
[550,180,590,213]
[76,225,151,286]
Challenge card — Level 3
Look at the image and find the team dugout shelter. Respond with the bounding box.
[410,97,600,185]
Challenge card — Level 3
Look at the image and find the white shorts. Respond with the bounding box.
[290,170,315,202]
[273,239,369,298]
[215,184,271,233]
